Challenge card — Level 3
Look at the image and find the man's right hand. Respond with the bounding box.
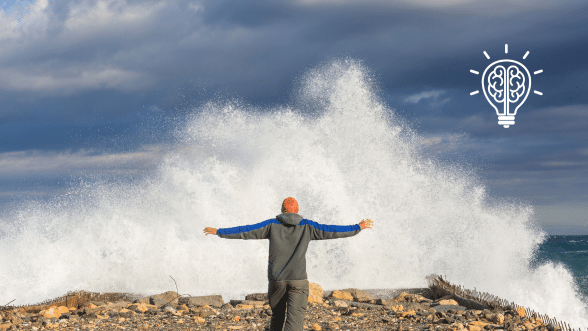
[359,219,373,230]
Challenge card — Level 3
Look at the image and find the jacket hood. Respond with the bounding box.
[276,213,303,226]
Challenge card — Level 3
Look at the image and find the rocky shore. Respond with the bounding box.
[0,283,560,331]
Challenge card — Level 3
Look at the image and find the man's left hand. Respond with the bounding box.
[204,227,218,235]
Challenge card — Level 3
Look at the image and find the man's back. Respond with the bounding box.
[204,197,373,331]
[217,213,362,281]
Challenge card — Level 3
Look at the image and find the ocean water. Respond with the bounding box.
[534,236,588,304]
[0,60,587,329]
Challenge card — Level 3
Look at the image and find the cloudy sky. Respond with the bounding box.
[0,0,586,234]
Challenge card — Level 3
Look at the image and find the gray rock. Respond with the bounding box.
[346,301,383,310]
[150,291,179,307]
[229,300,266,307]
[133,291,179,307]
[431,305,466,312]
[245,293,268,301]
[178,295,224,307]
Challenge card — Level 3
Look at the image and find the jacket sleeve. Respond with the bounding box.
[303,219,362,240]
[217,219,273,240]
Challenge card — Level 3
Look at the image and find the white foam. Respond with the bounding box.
[0,59,586,327]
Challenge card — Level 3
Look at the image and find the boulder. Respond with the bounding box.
[133,291,179,307]
[308,283,323,304]
[339,288,377,303]
[330,290,353,301]
[517,306,526,318]
[178,295,224,307]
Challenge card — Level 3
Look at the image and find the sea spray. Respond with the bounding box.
[0,59,586,327]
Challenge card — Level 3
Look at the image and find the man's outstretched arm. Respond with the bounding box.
[307,218,374,240]
[203,220,273,239]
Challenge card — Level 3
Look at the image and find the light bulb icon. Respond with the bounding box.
[470,44,543,128]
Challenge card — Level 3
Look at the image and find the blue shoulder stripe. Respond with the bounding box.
[299,219,360,232]
[217,218,278,235]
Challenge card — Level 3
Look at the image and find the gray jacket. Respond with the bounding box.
[217,213,362,281]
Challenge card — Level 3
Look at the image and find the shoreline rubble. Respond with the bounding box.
[0,279,569,331]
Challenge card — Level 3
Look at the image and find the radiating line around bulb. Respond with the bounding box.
[505,44,508,54]
[470,70,479,75]
[534,70,543,75]
[470,91,479,95]
[534,91,543,95]
[523,51,530,59]
[483,51,490,59]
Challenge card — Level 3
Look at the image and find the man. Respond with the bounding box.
[203,197,373,331]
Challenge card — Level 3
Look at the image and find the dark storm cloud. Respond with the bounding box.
[0,0,586,229]
[1,0,586,117]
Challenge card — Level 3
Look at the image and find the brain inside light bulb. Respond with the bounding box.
[482,59,532,128]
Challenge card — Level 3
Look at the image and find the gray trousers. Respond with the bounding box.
[268,279,309,331]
